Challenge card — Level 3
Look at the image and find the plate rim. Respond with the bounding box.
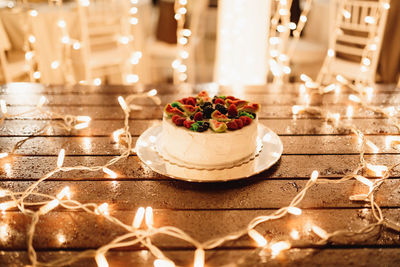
[136,123,283,182]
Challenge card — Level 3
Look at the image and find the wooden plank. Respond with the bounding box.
[2,248,400,267]
[0,179,399,209]
[1,83,397,95]
[1,248,400,267]
[1,118,399,137]
[1,154,400,180]
[3,92,400,106]
[2,105,397,120]
[0,209,399,250]
[1,135,399,155]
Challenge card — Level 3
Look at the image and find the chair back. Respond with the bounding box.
[319,0,389,84]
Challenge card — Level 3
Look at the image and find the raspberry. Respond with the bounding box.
[226,96,237,100]
[172,115,179,124]
[186,97,196,106]
[239,116,251,126]
[193,112,203,121]
[175,117,186,126]
[235,118,243,129]
[227,120,238,130]
[184,120,194,129]
[227,104,238,118]
[214,98,225,105]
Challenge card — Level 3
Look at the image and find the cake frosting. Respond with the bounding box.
[160,91,260,167]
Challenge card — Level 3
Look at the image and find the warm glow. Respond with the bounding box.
[74,122,89,130]
[29,10,38,17]
[0,100,6,114]
[148,89,158,96]
[118,96,128,111]
[311,170,319,182]
[349,94,361,103]
[96,203,110,216]
[0,201,16,213]
[57,233,66,244]
[346,106,353,119]
[311,225,328,239]
[290,229,299,240]
[342,10,351,19]
[57,149,65,168]
[38,96,47,107]
[270,241,291,257]
[39,199,60,215]
[300,74,311,82]
[73,42,81,50]
[194,248,205,267]
[366,163,388,177]
[336,74,347,84]
[145,206,153,228]
[292,105,305,115]
[28,35,36,43]
[287,207,302,216]
[102,167,117,179]
[366,140,379,153]
[126,74,139,84]
[77,116,91,122]
[33,71,41,79]
[327,49,335,58]
[95,253,109,267]
[364,16,375,24]
[153,259,175,267]
[57,186,71,200]
[113,129,124,143]
[133,207,145,228]
[57,20,66,28]
[0,153,8,159]
[355,175,374,188]
[0,223,9,241]
[51,61,60,69]
[248,229,268,247]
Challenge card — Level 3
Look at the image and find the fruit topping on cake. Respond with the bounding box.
[163,91,260,132]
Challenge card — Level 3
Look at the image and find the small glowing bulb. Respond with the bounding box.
[29,10,38,17]
[292,105,304,115]
[80,0,90,7]
[74,122,89,130]
[368,43,377,51]
[299,15,307,22]
[311,170,319,182]
[346,106,353,119]
[287,207,302,216]
[153,259,175,267]
[366,140,379,153]
[194,248,205,267]
[178,7,187,14]
[95,253,109,267]
[130,17,138,25]
[39,199,60,215]
[283,66,291,74]
[102,167,117,179]
[277,25,286,32]
[290,229,299,240]
[178,37,187,45]
[355,175,374,188]
[130,7,138,14]
[248,229,267,247]
[349,94,361,103]
[51,61,60,69]
[174,13,181,20]
[178,64,187,73]
[93,78,102,86]
[118,96,128,111]
[126,74,139,84]
[271,241,291,257]
[96,203,109,216]
[145,206,153,228]
[327,49,335,58]
[342,10,351,19]
[25,51,34,60]
[0,190,7,197]
[0,100,7,114]
[366,163,388,177]
[57,20,66,28]
[300,74,311,82]
[133,207,145,228]
[73,42,81,50]
[180,50,189,59]
[57,186,71,200]
[288,22,296,30]
[269,37,280,45]
[383,2,390,9]
[77,116,91,122]
[33,71,41,79]
[57,233,66,244]
[0,201,16,213]
[113,129,124,142]
[311,225,328,239]
[148,89,157,96]
[179,0,187,4]
[182,29,191,37]
[362,58,371,66]
[119,36,130,44]
[323,84,336,93]
[57,149,65,168]
[28,35,36,43]
[61,36,70,44]
[171,59,180,69]
[38,96,47,107]
[364,16,375,24]
[336,74,347,84]
[279,8,289,16]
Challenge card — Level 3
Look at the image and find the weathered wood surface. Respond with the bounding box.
[1,82,400,266]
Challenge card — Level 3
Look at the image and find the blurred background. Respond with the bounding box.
[0,0,398,85]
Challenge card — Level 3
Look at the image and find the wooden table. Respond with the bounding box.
[0,82,400,266]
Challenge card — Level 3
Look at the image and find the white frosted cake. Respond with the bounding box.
[160,91,261,167]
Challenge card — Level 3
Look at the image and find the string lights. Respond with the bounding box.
[172,0,190,84]
[1,78,400,266]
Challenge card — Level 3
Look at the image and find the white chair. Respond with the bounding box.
[317,0,389,85]
[0,19,30,83]
[145,0,208,84]
[74,0,133,83]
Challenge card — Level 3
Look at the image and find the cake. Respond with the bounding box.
[160,91,261,167]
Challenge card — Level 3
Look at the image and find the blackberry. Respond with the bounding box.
[203,122,210,130]
[215,103,227,114]
[190,115,194,120]
[201,101,213,110]
[202,106,214,119]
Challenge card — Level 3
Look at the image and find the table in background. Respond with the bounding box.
[0,82,400,266]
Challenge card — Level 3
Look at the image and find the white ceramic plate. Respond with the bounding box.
[135,124,283,182]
